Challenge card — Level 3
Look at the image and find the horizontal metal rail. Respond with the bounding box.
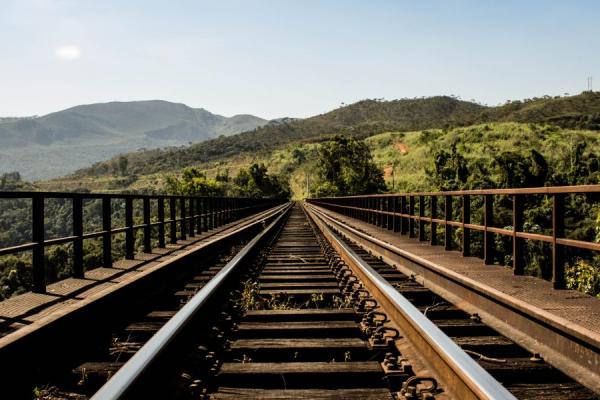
[308,184,600,289]
[313,184,600,197]
[305,203,517,400]
[91,203,291,400]
[0,191,285,293]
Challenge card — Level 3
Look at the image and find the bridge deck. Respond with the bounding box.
[0,211,269,339]
[314,206,600,342]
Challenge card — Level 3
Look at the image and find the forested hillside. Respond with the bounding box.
[53,92,600,187]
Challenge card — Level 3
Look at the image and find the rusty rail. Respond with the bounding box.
[0,191,284,293]
[308,185,600,289]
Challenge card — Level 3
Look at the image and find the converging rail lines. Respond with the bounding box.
[0,188,598,399]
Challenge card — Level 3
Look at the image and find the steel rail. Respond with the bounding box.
[90,202,292,400]
[304,203,517,400]
[312,184,600,198]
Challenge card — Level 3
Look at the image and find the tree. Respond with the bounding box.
[118,156,128,176]
[234,163,290,198]
[493,150,548,188]
[428,144,469,190]
[313,136,385,197]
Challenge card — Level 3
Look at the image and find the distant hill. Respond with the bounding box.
[30,91,600,192]
[68,96,484,178]
[0,100,267,179]
[477,92,600,129]
[65,92,600,183]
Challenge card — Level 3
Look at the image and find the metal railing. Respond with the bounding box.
[0,191,284,293]
[308,185,600,289]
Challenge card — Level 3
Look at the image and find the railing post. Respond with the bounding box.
[552,194,566,289]
[32,194,45,293]
[180,197,187,240]
[157,198,165,248]
[419,195,426,241]
[513,195,525,275]
[408,195,415,238]
[143,197,152,252]
[208,197,217,229]
[72,196,84,278]
[125,197,134,259]
[225,198,230,223]
[169,197,177,244]
[202,198,209,232]
[188,197,195,237]
[385,197,391,229]
[444,195,452,251]
[393,196,401,232]
[430,196,437,246]
[218,198,224,227]
[462,195,471,257]
[102,197,112,268]
[216,197,221,227]
[484,194,494,265]
[196,197,202,234]
[401,196,408,235]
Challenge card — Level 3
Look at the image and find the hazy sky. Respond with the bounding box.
[1,0,599,119]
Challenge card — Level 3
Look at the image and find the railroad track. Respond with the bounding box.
[26,204,600,399]
[1,204,286,399]
[318,222,597,399]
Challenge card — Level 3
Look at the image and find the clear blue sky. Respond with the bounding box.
[1,0,598,119]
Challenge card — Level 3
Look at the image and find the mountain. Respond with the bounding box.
[70,96,484,178]
[0,100,267,179]
[35,91,600,191]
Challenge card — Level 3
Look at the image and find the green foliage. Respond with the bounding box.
[312,136,385,197]
[165,167,227,196]
[61,92,600,185]
[165,164,290,199]
[233,163,290,198]
[0,172,36,191]
[428,144,469,190]
[566,259,600,298]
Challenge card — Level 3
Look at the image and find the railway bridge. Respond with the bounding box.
[0,187,598,399]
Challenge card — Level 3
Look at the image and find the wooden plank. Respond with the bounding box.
[237,321,357,333]
[124,321,163,332]
[259,288,340,295]
[212,387,393,399]
[504,383,598,400]
[244,308,357,322]
[259,269,333,280]
[262,266,330,271]
[230,338,366,350]
[73,361,124,374]
[146,310,176,319]
[219,361,382,375]
[259,282,339,289]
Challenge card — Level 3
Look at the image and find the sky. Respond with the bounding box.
[1,0,599,120]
